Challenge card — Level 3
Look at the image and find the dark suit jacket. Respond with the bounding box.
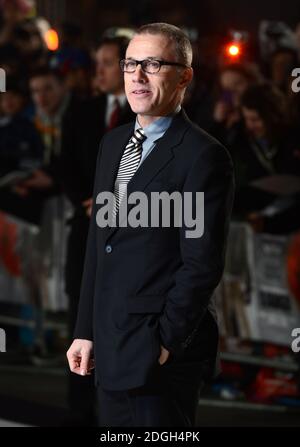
[73,108,235,391]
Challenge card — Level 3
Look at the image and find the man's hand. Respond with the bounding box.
[66,339,94,376]
[158,345,170,365]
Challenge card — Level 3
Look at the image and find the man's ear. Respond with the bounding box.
[179,67,193,89]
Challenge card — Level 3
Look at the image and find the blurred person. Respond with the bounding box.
[0,77,43,177]
[0,0,36,79]
[60,35,135,426]
[0,2,48,77]
[268,47,299,94]
[209,62,262,144]
[12,18,49,73]
[4,67,79,225]
[0,76,46,224]
[0,73,53,225]
[67,22,234,427]
[51,22,92,100]
[0,0,33,46]
[230,83,300,220]
[60,62,92,101]
[182,41,215,131]
[240,83,299,179]
[14,67,79,198]
[92,36,128,96]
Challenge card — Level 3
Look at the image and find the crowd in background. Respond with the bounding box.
[0,6,300,228]
[1,1,300,425]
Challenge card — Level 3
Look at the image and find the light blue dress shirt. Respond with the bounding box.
[135,106,181,169]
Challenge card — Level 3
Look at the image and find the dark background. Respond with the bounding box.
[36,0,300,42]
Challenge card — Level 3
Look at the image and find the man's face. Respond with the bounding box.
[30,75,66,116]
[95,44,124,95]
[124,33,192,122]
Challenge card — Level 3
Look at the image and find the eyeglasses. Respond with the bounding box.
[119,58,189,74]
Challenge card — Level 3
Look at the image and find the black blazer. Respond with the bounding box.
[74,108,235,391]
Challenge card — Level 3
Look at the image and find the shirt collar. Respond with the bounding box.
[135,105,181,143]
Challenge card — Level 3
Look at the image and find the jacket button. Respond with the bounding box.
[105,244,112,254]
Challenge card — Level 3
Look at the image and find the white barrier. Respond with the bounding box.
[0,195,70,311]
[216,222,300,346]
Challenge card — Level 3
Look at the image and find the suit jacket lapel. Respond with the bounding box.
[98,122,134,196]
[102,109,190,243]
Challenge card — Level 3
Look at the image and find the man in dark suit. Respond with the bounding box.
[67,23,235,427]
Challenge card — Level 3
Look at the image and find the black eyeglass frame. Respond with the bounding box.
[119,58,190,73]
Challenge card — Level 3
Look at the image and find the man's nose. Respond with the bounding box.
[132,65,148,83]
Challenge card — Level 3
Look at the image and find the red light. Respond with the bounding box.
[227,43,241,57]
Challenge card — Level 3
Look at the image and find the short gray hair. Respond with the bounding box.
[135,22,192,67]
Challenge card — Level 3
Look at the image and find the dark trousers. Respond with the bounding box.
[96,359,205,427]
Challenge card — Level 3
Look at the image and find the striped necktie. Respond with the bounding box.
[112,128,147,220]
